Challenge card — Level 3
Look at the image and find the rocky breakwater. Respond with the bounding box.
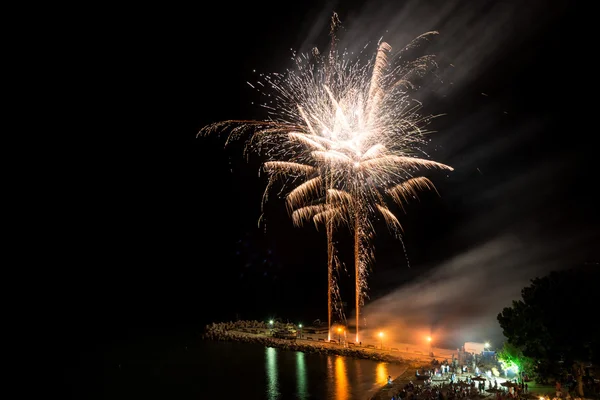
[203,320,407,364]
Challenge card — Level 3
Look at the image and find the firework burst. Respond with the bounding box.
[200,13,453,342]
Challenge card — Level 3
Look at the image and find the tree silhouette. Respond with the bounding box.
[497,264,599,397]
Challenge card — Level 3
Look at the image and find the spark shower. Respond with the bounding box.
[200,13,453,342]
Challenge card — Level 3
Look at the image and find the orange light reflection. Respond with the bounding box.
[335,356,349,400]
[376,362,388,386]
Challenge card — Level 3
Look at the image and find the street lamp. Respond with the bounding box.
[379,331,384,349]
[299,324,303,339]
[337,327,342,343]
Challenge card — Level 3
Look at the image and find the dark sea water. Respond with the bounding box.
[86,338,407,399]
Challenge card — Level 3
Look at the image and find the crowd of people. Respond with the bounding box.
[385,375,526,400]
[383,362,589,400]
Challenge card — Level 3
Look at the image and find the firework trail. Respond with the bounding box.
[200,13,453,342]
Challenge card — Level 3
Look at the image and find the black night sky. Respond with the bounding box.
[61,0,595,368]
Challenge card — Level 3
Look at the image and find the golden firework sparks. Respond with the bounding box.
[199,13,453,342]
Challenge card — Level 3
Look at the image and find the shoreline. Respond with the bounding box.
[203,320,434,365]
[368,365,422,400]
[203,320,452,399]
[203,321,568,400]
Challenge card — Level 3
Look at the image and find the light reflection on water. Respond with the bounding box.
[266,347,279,399]
[335,356,349,400]
[376,361,389,387]
[105,339,408,399]
[296,352,307,400]
[261,345,403,399]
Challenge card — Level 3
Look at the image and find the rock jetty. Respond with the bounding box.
[203,320,407,364]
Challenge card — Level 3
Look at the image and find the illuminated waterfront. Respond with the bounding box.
[98,340,407,399]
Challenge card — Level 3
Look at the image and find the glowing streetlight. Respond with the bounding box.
[379,331,384,349]
[267,320,274,336]
[337,327,342,343]
[299,324,303,339]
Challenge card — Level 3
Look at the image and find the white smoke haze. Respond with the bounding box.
[358,232,592,350]
[295,0,565,96]
[355,147,594,349]
[283,0,592,351]
[354,148,594,349]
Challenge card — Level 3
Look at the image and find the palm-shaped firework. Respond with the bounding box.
[200,13,453,342]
